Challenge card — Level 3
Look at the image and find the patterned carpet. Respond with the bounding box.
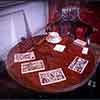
[0,43,99,99]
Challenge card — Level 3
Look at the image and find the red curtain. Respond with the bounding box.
[48,0,65,32]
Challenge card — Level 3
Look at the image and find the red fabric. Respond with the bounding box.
[52,25,59,32]
[48,1,100,44]
[75,27,86,40]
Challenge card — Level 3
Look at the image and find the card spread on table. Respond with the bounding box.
[68,56,88,74]
[73,39,87,47]
[14,51,36,63]
[38,68,66,85]
[53,44,66,52]
[21,60,45,74]
[82,47,88,55]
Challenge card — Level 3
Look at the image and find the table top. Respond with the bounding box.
[6,34,96,93]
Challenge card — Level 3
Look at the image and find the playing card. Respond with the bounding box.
[21,60,45,74]
[14,51,36,63]
[68,56,88,74]
[82,47,88,54]
[73,39,87,47]
[53,44,66,52]
[38,68,66,85]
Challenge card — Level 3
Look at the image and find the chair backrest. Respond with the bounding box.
[46,6,94,42]
[71,19,94,42]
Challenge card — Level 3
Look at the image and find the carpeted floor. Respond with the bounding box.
[0,43,99,99]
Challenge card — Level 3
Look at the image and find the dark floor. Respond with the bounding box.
[0,59,99,99]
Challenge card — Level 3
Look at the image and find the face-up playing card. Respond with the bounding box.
[14,51,36,63]
[68,56,88,74]
[73,39,87,47]
[21,60,45,74]
[53,44,66,52]
[38,68,66,85]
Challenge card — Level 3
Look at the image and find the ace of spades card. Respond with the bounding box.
[68,56,88,74]
[38,68,66,85]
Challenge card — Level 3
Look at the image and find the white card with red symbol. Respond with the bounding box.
[68,56,88,74]
[14,51,36,63]
[21,60,45,74]
[38,68,66,85]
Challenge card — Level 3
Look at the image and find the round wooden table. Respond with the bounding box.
[6,34,96,93]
